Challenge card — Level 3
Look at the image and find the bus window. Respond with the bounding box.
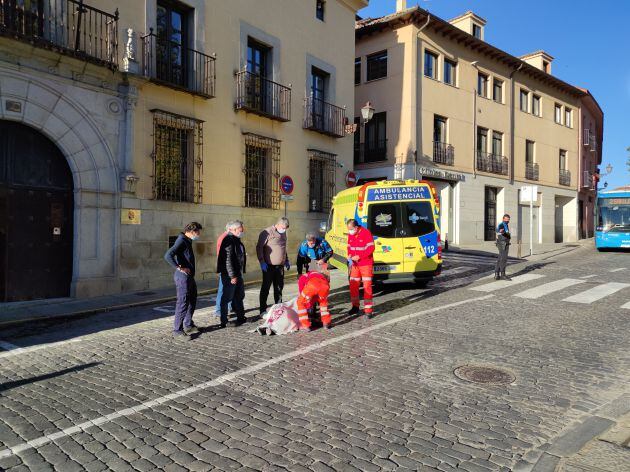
[368,203,398,238]
[403,201,435,237]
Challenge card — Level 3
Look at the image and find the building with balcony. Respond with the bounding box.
[0,0,366,301]
[354,2,602,247]
[578,89,604,239]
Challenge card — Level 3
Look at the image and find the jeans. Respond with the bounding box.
[220,274,245,325]
[495,238,510,275]
[214,276,232,315]
[173,272,197,332]
[259,265,284,313]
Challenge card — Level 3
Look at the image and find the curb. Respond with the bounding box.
[515,393,630,472]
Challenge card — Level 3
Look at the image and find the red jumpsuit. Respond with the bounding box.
[348,226,375,314]
[296,272,331,329]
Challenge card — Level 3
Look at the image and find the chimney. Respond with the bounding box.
[396,0,407,12]
[519,51,554,74]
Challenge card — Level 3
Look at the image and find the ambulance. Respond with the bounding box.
[322,180,442,286]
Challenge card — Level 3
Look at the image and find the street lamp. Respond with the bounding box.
[361,101,374,124]
[605,163,613,175]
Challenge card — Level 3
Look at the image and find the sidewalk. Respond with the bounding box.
[449,238,592,262]
[0,239,590,328]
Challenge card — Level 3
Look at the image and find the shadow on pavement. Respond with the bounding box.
[0,362,101,393]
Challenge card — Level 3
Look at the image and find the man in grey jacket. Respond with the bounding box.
[256,217,290,314]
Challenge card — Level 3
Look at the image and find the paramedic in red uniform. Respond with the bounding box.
[296,263,331,331]
[346,218,375,317]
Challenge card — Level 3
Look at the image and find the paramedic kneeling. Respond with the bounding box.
[296,263,331,331]
[347,219,375,318]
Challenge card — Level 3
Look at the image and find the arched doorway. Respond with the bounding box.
[0,121,74,301]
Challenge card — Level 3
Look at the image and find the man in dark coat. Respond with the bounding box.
[164,222,203,338]
[217,220,247,327]
[495,214,512,280]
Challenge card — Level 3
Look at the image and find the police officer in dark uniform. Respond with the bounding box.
[495,214,512,280]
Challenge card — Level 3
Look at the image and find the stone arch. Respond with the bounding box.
[0,70,119,194]
[0,70,122,297]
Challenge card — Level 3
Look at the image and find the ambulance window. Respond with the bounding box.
[404,201,435,237]
[368,203,398,238]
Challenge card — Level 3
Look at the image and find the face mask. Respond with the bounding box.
[307,243,315,248]
[277,228,286,234]
[236,232,244,238]
[348,229,357,235]
[191,235,199,241]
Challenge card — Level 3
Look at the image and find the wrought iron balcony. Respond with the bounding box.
[141,30,215,98]
[354,140,387,164]
[526,162,539,181]
[235,71,291,121]
[476,151,508,175]
[559,169,571,186]
[303,96,346,138]
[433,141,454,166]
[0,0,118,68]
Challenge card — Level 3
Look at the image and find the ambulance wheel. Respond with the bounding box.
[413,279,429,288]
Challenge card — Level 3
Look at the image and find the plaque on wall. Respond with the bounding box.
[121,208,141,225]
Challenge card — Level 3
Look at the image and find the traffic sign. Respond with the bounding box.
[345,171,358,188]
[279,175,294,195]
[280,194,294,202]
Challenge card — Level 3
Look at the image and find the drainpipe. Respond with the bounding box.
[509,63,523,185]
[413,13,430,180]
[471,61,479,178]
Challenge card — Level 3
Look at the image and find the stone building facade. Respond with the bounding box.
[0,0,367,301]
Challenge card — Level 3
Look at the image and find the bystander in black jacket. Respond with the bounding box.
[164,233,196,276]
[217,234,247,278]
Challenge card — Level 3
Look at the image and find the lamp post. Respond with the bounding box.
[596,163,613,191]
[361,101,374,124]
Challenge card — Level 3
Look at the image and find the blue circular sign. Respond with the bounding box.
[280,175,294,195]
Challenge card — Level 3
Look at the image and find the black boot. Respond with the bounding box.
[494,272,501,280]
[501,272,512,281]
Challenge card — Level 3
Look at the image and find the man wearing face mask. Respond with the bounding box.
[256,217,290,315]
[217,220,247,327]
[296,232,333,275]
[347,219,375,318]
[164,222,203,339]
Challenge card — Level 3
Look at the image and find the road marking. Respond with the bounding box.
[579,274,597,279]
[621,301,630,309]
[0,339,82,359]
[469,273,545,292]
[442,266,475,275]
[0,294,494,459]
[610,268,626,273]
[514,278,586,299]
[562,283,630,304]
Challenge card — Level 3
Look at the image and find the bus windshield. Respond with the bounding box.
[597,197,630,232]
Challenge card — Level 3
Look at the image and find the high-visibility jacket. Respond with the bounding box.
[347,226,375,267]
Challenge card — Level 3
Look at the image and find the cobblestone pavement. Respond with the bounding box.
[0,246,628,471]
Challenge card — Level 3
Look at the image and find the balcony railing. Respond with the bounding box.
[354,140,387,164]
[433,141,454,166]
[582,170,595,189]
[141,30,215,98]
[0,0,118,68]
[526,162,539,181]
[303,96,346,138]
[559,169,571,186]
[476,151,508,175]
[234,70,291,121]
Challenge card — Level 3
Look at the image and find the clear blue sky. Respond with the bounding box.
[359,0,629,189]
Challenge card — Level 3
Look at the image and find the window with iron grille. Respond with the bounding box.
[243,133,280,209]
[151,110,203,203]
[308,149,336,213]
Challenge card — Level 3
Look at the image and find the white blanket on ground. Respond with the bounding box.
[255,298,299,335]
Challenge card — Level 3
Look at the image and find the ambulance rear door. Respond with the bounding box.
[366,202,405,277]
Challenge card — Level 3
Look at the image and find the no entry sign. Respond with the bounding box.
[279,175,294,195]
[345,171,357,188]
